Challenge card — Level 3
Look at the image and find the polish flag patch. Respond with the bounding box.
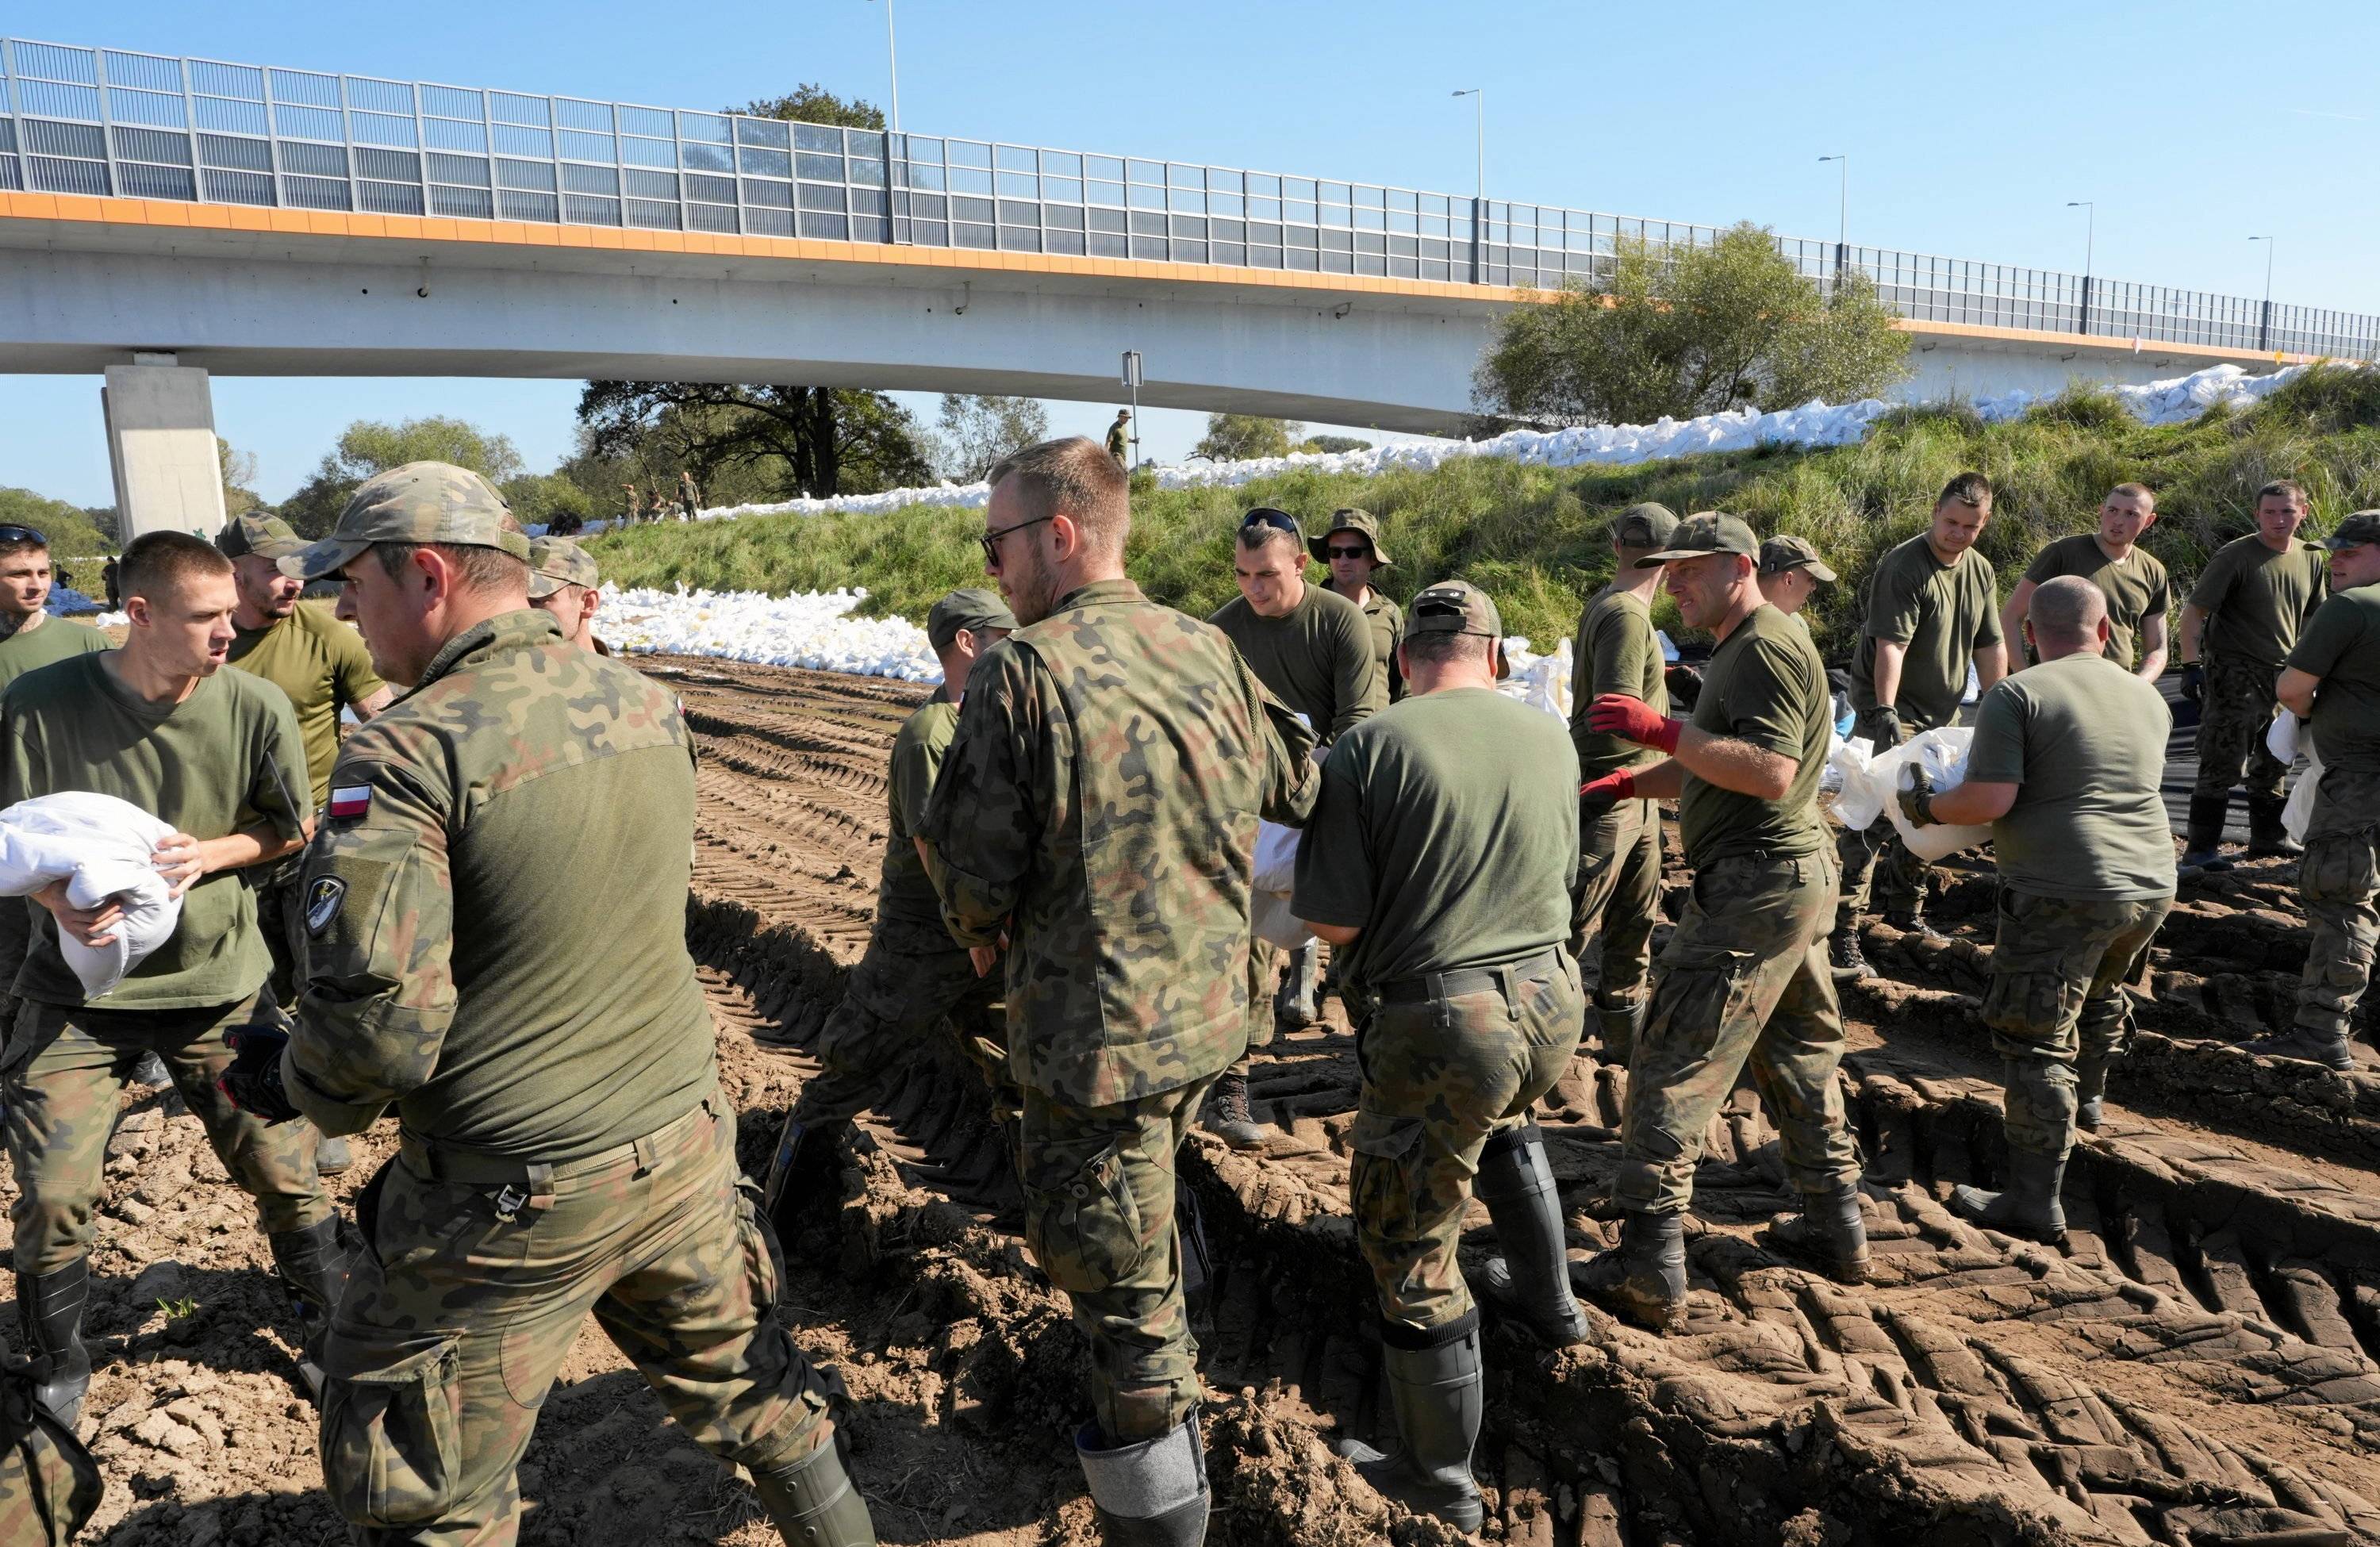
[328,785,371,820]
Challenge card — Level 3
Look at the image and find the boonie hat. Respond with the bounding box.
[526,536,600,600]
[215,514,307,562]
[1309,508,1394,567]
[1635,512,1761,570]
[927,587,1019,651]
[2324,511,2380,550]
[1408,578,1509,680]
[1610,502,1679,551]
[281,461,529,582]
[1758,533,1838,583]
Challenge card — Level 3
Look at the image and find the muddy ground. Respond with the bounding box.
[9,653,2380,1546]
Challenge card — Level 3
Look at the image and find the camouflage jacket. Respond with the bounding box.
[283,609,717,1161]
[919,578,1319,1105]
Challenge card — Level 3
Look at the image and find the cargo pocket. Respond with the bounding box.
[1980,970,2079,1046]
[321,1334,464,1528]
[1023,1138,1144,1298]
[1643,946,1756,1063]
[1346,1110,1428,1246]
[2301,831,2379,910]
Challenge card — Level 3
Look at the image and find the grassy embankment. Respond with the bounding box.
[585,366,2380,656]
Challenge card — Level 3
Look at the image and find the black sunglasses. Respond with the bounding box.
[0,524,48,546]
[1326,543,1372,559]
[1240,508,1298,537]
[977,513,1055,568]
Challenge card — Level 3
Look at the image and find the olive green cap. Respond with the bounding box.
[1308,508,1393,567]
[280,461,529,582]
[1635,512,1760,569]
[1407,578,1508,679]
[215,513,306,562]
[1758,533,1837,583]
[526,536,600,600]
[2324,512,2380,550]
[926,587,1018,651]
[1610,502,1679,551]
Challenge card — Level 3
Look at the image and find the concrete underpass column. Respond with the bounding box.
[102,360,226,541]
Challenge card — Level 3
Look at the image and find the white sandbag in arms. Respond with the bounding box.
[0,792,182,997]
[1833,727,1994,862]
[2271,710,2322,843]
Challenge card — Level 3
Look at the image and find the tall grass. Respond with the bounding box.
[588,365,2380,655]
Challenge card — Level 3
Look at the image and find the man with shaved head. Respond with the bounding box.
[1900,575,2175,1241]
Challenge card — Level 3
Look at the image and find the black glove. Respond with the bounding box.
[1663,662,1704,712]
[218,1020,302,1124]
[2179,662,2205,704]
[1898,766,1938,828]
[1858,704,1906,750]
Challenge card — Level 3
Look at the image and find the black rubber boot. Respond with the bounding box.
[2075,1049,2112,1133]
[2247,795,2303,859]
[1950,1147,2068,1245]
[2235,1023,2357,1072]
[1828,923,1872,982]
[313,1132,354,1176]
[1593,998,1645,1066]
[2179,793,2233,874]
[1334,1320,1484,1532]
[1200,1070,1265,1152]
[1576,1210,1687,1332]
[270,1217,351,1400]
[1274,944,1320,1031]
[16,1261,94,1428]
[1076,1411,1211,1547]
[750,1433,880,1546]
[1758,1184,1871,1284]
[1882,904,1947,946]
[1470,1126,1590,1348]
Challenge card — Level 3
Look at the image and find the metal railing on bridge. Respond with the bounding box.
[4,36,2374,363]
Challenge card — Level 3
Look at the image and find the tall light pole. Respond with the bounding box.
[2067,201,2094,274]
[2249,235,2276,305]
[1451,88,1484,202]
[1818,154,1848,250]
[867,0,901,136]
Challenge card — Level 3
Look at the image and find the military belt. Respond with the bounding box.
[396,1092,713,1193]
[1374,946,1564,1007]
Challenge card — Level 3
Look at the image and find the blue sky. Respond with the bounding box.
[6,0,2374,505]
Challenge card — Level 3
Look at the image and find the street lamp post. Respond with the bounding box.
[1818,154,1847,280]
[1452,88,1484,283]
[2068,200,2096,334]
[2250,236,2276,350]
[866,0,901,135]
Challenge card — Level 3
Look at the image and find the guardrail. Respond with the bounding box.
[3,36,2373,363]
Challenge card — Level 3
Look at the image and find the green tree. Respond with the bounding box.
[219,438,262,519]
[931,394,1050,482]
[281,416,525,537]
[501,472,597,532]
[1193,414,1303,462]
[1473,223,1910,428]
[1299,434,1374,455]
[0,489,119,577]
[739,85,884,132]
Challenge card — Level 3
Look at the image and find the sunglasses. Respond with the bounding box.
[1240,508,1298,537]
[0,524,48,546]
[977,513,1054,568]
[1326,543,1372,559]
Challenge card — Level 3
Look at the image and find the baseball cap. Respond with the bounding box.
[1611,502,1679,551]
[281,462,530,582]
[1408,578,1509,679]
[526,535,600,600]
[215,514,307,562]
[1308,508,1393,567]
[2324,512,2380,550]
[1635,512,1760,570]
[927,587,1018,650]
[1758,533,1838,583]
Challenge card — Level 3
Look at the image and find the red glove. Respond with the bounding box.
[1578,769,1638,818]
[1586,693,1683,753]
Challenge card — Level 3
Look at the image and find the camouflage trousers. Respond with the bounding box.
[1835,817,1928,927]
[2293,768,2380,1042]
[2194,654,2289,801]
[1570,797,1661,1013]
[1983,890,2171,1154]
[1349,951,1585,1334]
[1617,851,1860,1215]
[1015,1077,1212,1445]
[3,995,332,1276]
[322,1087,839,1545]
[789,927,1015,1127]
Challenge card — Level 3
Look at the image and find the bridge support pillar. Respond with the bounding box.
[102,359,225,542]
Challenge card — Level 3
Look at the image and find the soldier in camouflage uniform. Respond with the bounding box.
[1901,578,2175,1240]
[2259,512,2380,1070]
[524,535,612,655]
[1574,514,1867,1330]
[920,439,1318,1546]
[761,588,1019,1232]
[218,464,875,1546]
[1292,581,1584,1531]
[1,532,337,1428]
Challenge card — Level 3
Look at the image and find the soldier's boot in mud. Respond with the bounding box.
[1200,1071,1265,1152]
[2246,794,2303,859]
[1576,1210,1687,1333]
[2179,794,2234,875]
[1757,1184,1871,1284]
[16,1261,94,1428]
[313,1132,354,1176]
[2233,1023,2357,1073]
[1593,996,1645,1066]
[1949,1147,2068,1245]
[750,1431,880,1547]
[1334,1322,1484,1533]
[1882,902,1947,946]
[1274,943,1321,1031]
[1076,1411,1211,1547]
[1470,1126,1590,1348]
[1827,922,1872,982]
[270,1216,351,1400]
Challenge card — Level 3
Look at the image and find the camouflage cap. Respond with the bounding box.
[1758,533,1838,583]
[280,461,530,582]
[1308,508,1393,567]
[926,586,1018,651]
[1610,502,1679,551]
[2324,511,2380,550]
[1408,578,1509,679]
[1635,512,1760,570]
[215,513,307,562]
[526,535,600,600]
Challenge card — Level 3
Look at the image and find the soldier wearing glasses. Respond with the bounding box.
[1315,509,1406,704]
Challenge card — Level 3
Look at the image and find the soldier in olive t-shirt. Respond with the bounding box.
[2019,533,2170,674]
[0,613,109,689]
[226,600,385,809]
[2182,524,2328,858]
[1209,580,1384,743]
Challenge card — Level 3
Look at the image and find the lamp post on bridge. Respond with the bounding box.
[1818,154,1847,283]
[2251,235,2276,351]
[2068,201,2094,334]
[868,0,903,241]
[1453,88,1483,284]
[866,0,901,136]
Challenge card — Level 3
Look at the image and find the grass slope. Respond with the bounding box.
[586,367,2380,655]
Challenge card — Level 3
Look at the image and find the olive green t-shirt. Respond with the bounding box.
[0,654,308,1009]
[1324,582,1407,704]
[2287,583,2380,774]
[2021,534,2170,671]
[0,614,109,688]
[226,601,385,808]
[2187,532,2328,671]
[1291,688,1578,992]
[1965,651,2175,900]
[1682,605,1830,865]
[1851,535,2003,730]
[876,696,960,937]
[1210,582,1385,743]
[1568,587,1668,780]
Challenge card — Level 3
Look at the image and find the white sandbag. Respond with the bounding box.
[0,792,183,998]
[1829,735,1887,830]
[1250,889,1315,951]
[1883,728,1994,862]
[1820,730,1871,801]
[2283,736,2324,844]
[1253,820,1302,896]
[2267,708,2300,764]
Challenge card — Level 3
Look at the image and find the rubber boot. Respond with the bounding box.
[1076,1411,1211,1547]
[1828,921,1872,981]
[1334,1321,1484,1532]
[1949,1148,2068,1245]
[2179,793,2233,874]
[1274,944,1320,1031]
[270,1217,351,1400]
[1469,1126,1590,1347]
[1200,1069,1265,1152]
[1882,901,1946,946]
[313,1131,354,1176]
[2235,1023,2357,1072]
[2075,1047,2112,1133]
[16,1261,94,1428]
[750,1434,880,1546]
[2247,795,2303,859]
[1593,997,1645,1066]
[1576,1210,1687,1333]
[1758,1184,1871,1284]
